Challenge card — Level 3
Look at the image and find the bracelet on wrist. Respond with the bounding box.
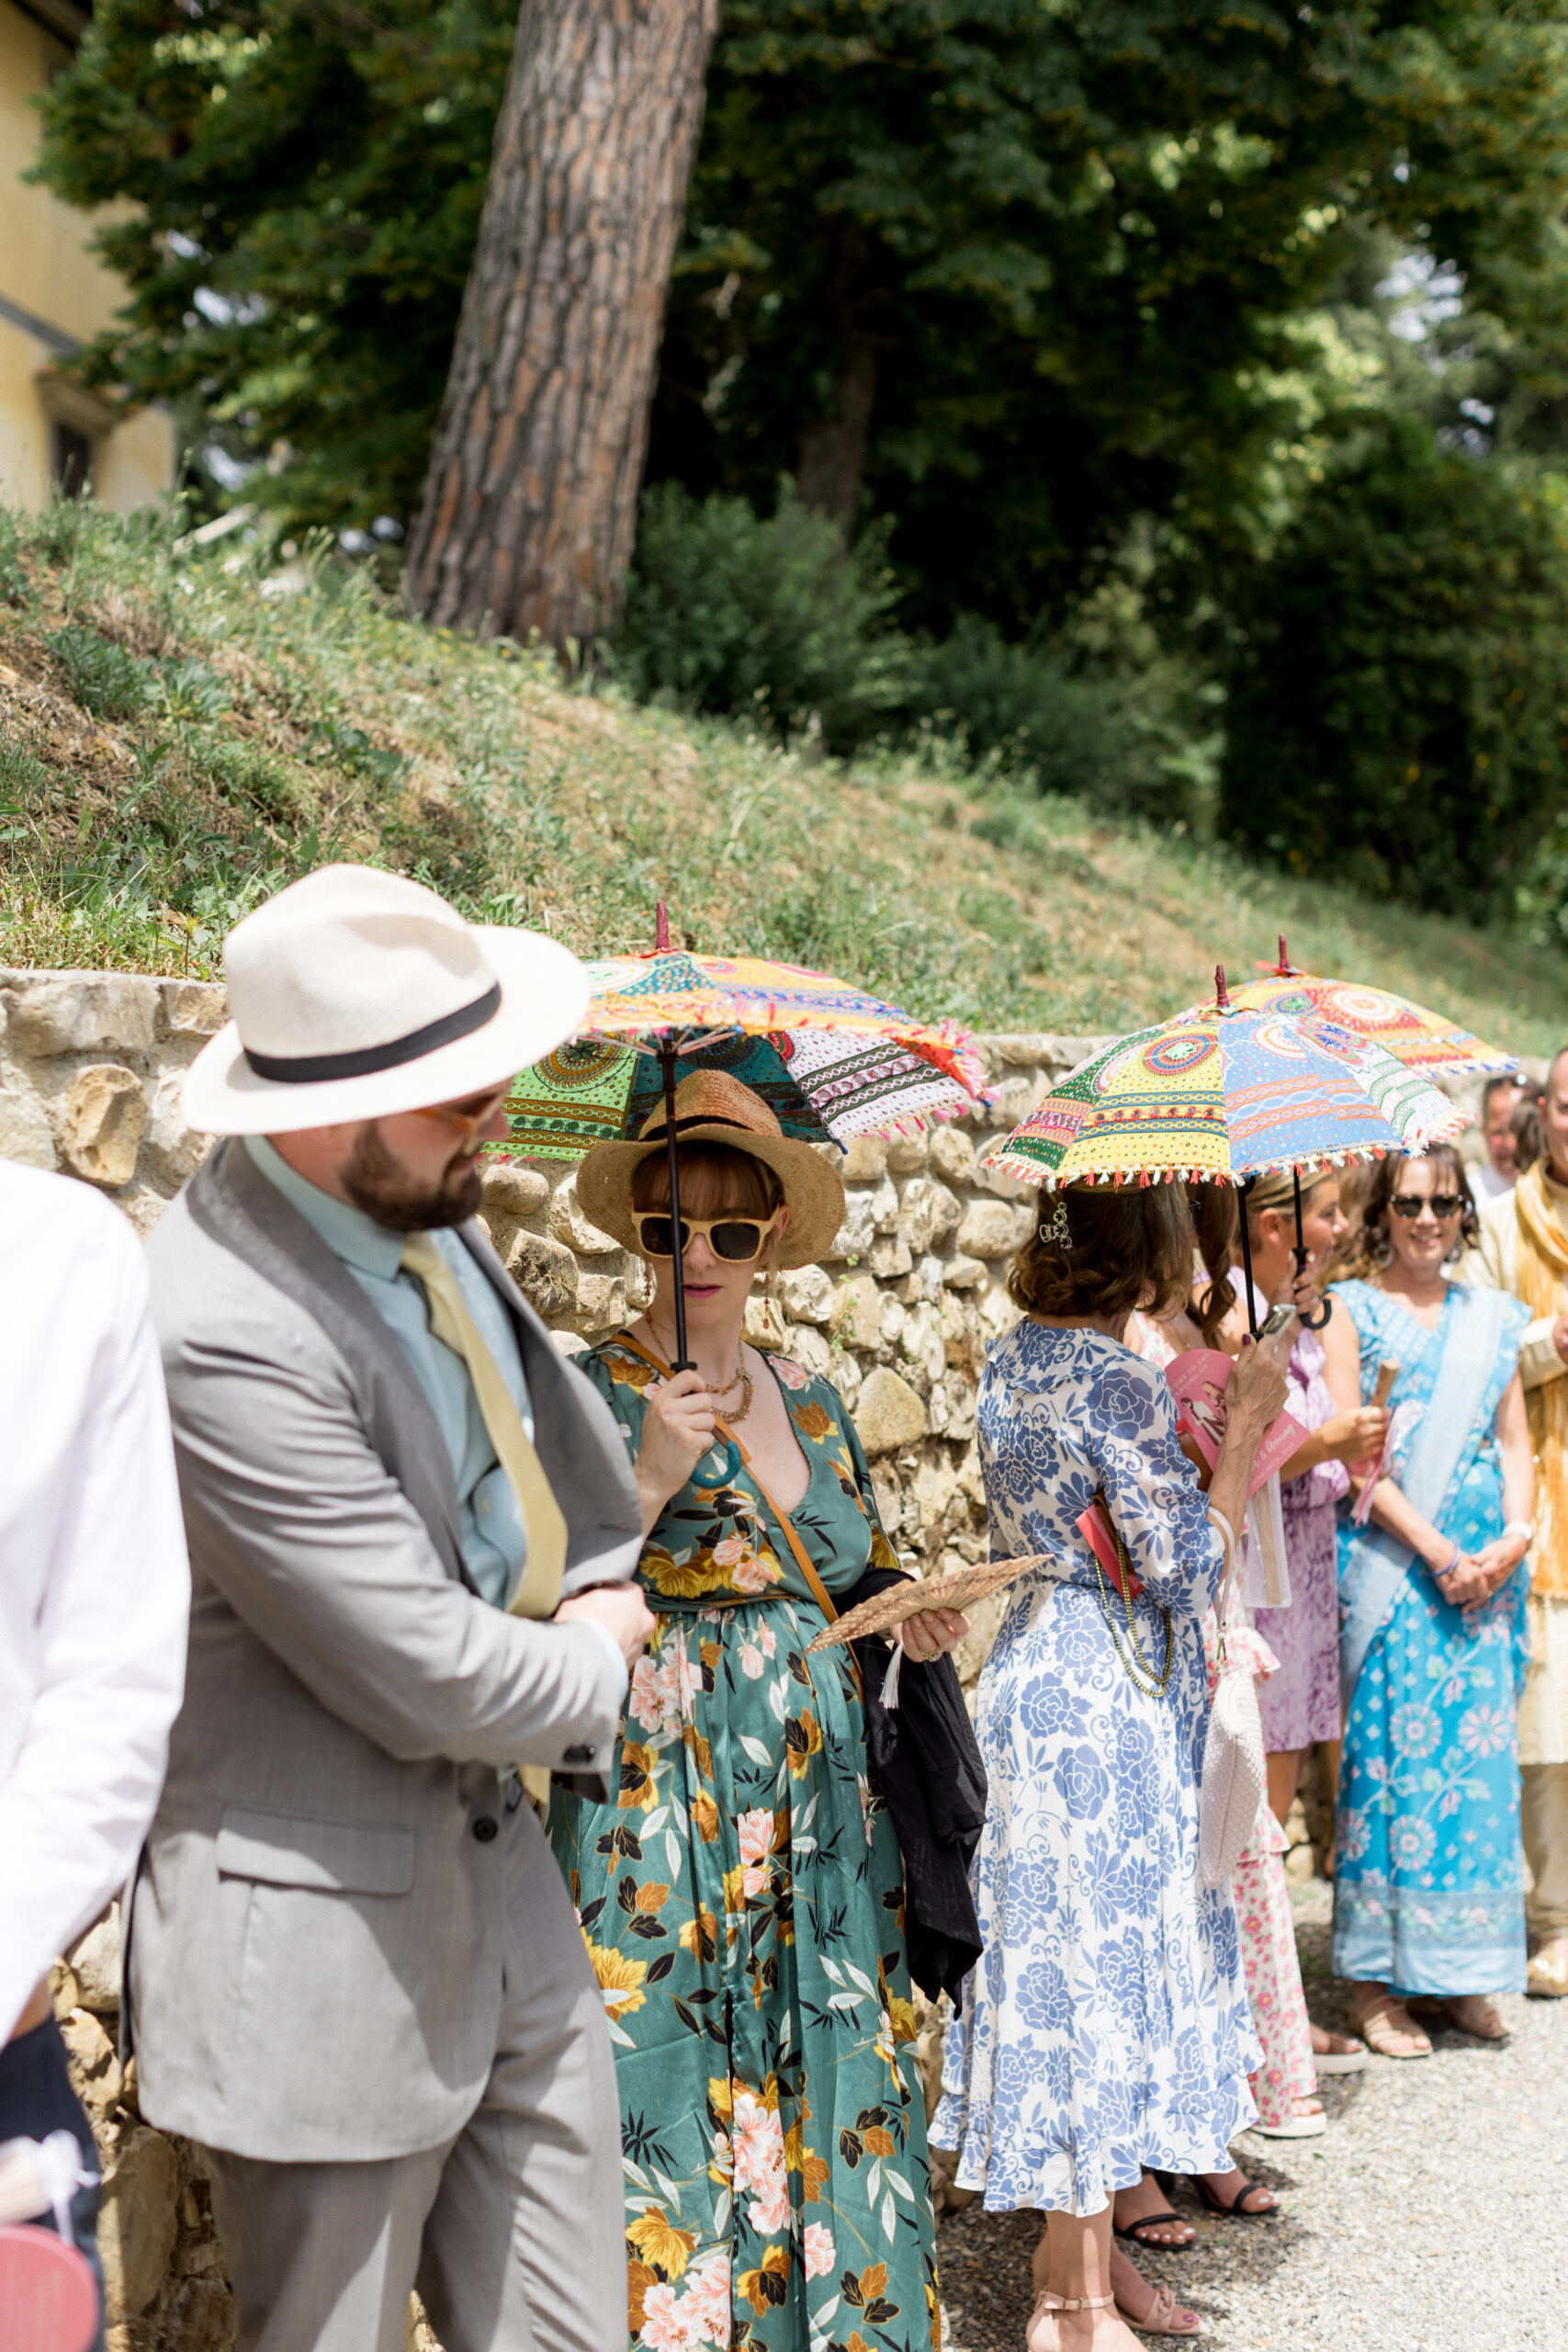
[1502,1520,1535,1546]
[1432,1541,1461,1581]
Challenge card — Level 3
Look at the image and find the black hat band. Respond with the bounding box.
[243,981,502,1084]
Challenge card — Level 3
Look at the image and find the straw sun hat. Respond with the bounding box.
[577,1069,846,1267]
[183,865,591,1136]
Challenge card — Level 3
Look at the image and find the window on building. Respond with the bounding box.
[52,422,93,498]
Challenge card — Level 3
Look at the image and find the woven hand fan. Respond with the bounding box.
[805,1555,1051,1652]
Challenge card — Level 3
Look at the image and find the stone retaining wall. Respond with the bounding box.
[0,963,1106,2349]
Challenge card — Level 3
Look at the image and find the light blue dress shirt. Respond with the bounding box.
[245,1136,532,1609]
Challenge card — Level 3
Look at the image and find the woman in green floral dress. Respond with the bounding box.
[551,1071,967,2352]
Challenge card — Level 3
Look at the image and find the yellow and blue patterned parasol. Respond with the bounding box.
[986,967,1469,1193]
[1189,936,1517,1076]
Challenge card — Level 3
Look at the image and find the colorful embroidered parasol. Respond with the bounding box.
[1197,936,1518,1077]
[496,1026,976,1160]
[575,942,983,1095]
[984,969,1467,1193]
[495,908,987,1371]
[984,964,1474,1337]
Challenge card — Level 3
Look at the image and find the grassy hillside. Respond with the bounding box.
[2,500,1565,1058]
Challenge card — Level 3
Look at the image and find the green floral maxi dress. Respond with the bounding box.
[547,1339,942,2352]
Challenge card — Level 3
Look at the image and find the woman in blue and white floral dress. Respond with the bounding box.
[931,1182,1293,2352]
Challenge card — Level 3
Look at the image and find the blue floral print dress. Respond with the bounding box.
[1331,1278,1531,1994]
[547,1339,940,2352]
[931,1323,1260,2217]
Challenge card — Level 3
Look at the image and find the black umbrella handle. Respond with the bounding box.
[660,1041,694,1372]
[1292,1167,1333,1332]
[1236,1179,1264,1340]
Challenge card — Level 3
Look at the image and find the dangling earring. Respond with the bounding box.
[1043,1193,1071,1250]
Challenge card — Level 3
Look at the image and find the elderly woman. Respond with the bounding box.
[549,1071,966,2352]
[932,1182,1290,2351]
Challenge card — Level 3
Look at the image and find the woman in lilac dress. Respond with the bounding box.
[1236,1171,1389,2088]
[1239,1171,1391,1822]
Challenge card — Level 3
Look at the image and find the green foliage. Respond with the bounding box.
[33,0,518,531]
[652,1,1568,628]
[47,626,154,720]
[2,496,1563,1050]
[615,495,1217,820]
[36,1,1568,622]
[0,514,31,609]
[903,616,1190,822]
[1518,812,1568,954]
[1219,419,1568,921]
[160,659,232,722]
[615,482,911,749]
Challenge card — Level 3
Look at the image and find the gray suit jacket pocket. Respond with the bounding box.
[216,1807,415,1897]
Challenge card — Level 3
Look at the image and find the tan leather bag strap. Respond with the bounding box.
[609,1332,863,1693]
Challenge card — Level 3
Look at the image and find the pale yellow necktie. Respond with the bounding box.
[400,1233,568,1621]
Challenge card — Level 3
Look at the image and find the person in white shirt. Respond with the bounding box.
[1469,1074,1530,1202]
[0,1159,190,2332]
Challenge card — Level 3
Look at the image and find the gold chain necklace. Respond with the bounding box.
[643,1320,756,1426]
[706,1353,754,1425]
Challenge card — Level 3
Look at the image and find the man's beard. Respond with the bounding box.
[341,1121,484,1232]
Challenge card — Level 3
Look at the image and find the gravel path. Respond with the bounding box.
[937,1880,1567,2351]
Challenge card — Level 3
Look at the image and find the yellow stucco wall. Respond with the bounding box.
[0,0,175,510]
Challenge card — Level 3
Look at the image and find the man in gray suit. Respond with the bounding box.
[129,865,652,2352]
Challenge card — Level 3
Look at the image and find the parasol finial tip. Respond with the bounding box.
[1214,962,1230,1010]
[1278,933,1289,972]
[655,900,671,952]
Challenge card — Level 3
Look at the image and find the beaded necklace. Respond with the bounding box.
[1091,1520,1174,1698]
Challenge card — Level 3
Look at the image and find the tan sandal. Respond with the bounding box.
[1026,2289,1060,2352]
[1441,1994,1508,2040]
[1348,1991,1431,2059]
[1108,2259,1204,2339]
[1117,2283,1202,2339]
[1527,1942,1568,1998]
[1310,2025,1369,2075]
[1029,2289,1116,2349]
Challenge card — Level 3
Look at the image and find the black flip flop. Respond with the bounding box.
[1196,2173,1276,2220]
[1113,2207,1194,2251]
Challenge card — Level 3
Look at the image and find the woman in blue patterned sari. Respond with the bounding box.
[1325,1146,1534,2055]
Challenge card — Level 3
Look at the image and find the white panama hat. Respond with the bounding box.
[183,864,591,1136]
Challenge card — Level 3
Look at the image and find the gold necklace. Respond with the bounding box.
[706,1353,754,1425]
[641,1321,756,1425]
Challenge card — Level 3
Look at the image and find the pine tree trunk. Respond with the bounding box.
[406,0,718,648]
[795,220,880,544]
[795,340,877,541]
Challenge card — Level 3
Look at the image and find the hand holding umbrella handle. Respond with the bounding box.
[1236,1169,1335,1337]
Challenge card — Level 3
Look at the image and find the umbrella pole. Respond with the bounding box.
[660,1040,694,1372]
[1236,1179,1263,1340]
[1292,1165,1333,1331]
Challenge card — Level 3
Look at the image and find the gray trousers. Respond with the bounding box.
[203,1804,626,2352]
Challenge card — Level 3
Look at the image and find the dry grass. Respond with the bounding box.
[2,497,1564,1056]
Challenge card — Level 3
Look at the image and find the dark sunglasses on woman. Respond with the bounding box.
[633,1211,775,1262]
[1389,1193,1463,1220]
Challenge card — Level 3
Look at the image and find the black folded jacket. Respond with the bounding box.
[846,1564,988,2008]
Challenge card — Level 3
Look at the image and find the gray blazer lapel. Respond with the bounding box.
[186,1141,470,1587]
